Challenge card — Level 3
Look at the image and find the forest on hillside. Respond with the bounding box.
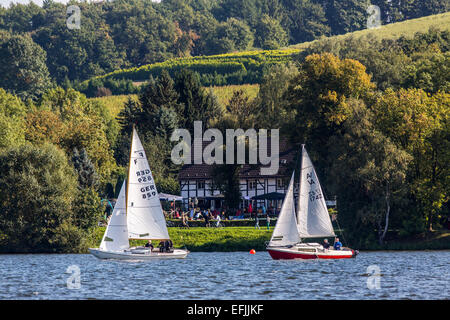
[0,0,448,94]
[0,1,448,253]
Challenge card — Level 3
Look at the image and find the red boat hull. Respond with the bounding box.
[267,248,356,260]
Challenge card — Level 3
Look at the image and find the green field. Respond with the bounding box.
[90,85,259,116]
[90,226,450,252]
[92,226,273,252]
[288,11,450,50]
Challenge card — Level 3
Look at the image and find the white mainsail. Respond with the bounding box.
[127,127,170,240]
[297,145,335,238]
[99,181,129,252]
[268,172,300,247]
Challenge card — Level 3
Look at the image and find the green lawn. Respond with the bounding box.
[93,226,273,252]
[288,11,450,50]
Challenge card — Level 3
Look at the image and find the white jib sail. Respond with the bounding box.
[268,172,300,247]
[297,146,335,238]
[100,181,129,251]
[127,127,170,240]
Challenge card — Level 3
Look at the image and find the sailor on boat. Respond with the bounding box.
[89,126,189,260]
[266,145,358,260]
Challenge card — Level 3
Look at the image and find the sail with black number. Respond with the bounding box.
[297,145,335,238]
[126,127,170,240]
[266,146,357,260]
[89,126,188,260]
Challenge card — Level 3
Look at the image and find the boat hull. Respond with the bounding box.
[89,248,189,260]
[267,246,357,260]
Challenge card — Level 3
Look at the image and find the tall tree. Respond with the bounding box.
[0,34,51,100]
[328,99,412,246]
[174,69,223,132]
[0,144,81,253]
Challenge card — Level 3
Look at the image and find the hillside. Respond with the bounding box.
[79,12,450,98]
[289,11,450,50]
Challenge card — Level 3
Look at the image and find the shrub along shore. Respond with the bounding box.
[91,226,450,252]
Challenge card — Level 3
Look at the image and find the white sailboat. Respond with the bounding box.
[267,145,357,259]
[89,126,189,260]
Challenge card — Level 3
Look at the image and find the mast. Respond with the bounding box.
[125,124,135,219]
[297,144,305,238]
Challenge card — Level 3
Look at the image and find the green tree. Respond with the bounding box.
[72,147,99,189]
[255,62,299,130]
[0,144,82,253]
[280,0,330,44]
[0,89,27,149]
[321,0,371,35]
[327,100,412,246]
[205,18,254,54]
[254,14,288,49]
[139,70,181,135]
[0,34,51,100]
[286,53,375,171]
[174,69,223,132]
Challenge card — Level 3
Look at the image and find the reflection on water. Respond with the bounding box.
[0,251,448,300]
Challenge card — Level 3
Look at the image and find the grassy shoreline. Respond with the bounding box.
[90,227,450,253]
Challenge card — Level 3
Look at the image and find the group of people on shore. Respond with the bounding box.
[163,206,275,230]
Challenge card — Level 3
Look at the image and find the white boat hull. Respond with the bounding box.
[89,248,189,260]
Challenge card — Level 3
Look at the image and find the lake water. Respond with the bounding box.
[0,251,448,300]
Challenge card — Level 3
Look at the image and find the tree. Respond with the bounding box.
[72,147,99,189]
[327,100,412,246]
[286,53,375,172]
[174,69,223,132]
[255,62,299,130]
[321,0,371,35]
[280,0,330,44]
[0,34,51,100]
[254,14,288,49]
[139,70,180,135]
[0,89,27,149]
[24,109,67,146]
[0,144,81,252]
[205,18,254,54]
[372,89,450,233]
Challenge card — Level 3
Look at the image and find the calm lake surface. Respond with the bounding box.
[0,251,448,300]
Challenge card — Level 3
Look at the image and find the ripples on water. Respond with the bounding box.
[0,251,448,300]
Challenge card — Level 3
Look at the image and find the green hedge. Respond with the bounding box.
[79,49,300,96]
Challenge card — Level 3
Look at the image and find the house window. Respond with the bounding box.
[197,181,205,190]
[249,180,257,190]
[277,178,284,189]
